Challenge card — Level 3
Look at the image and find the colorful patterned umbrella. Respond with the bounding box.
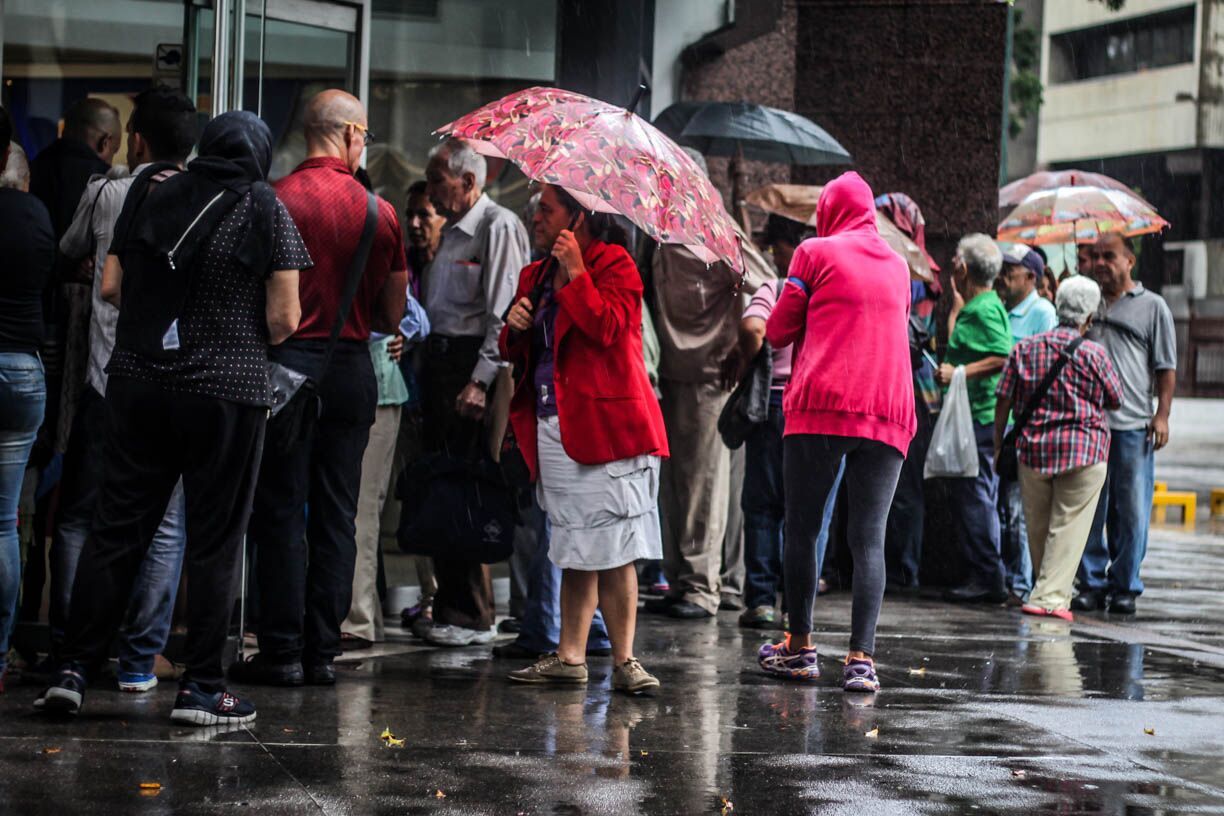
[435,87,743,272]
[998,169,1150,209]
[997,185,1169,246]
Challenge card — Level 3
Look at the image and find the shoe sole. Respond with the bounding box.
[613,680,660,696]
[119,678,159,693]
[170,708,257,727]
[41,687,82,714]
[428,635,497,647]
[507,674,588,685]
[843,682,881,693]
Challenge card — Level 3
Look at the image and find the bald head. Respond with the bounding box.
[302,89,368,173]
[64,97,121,161]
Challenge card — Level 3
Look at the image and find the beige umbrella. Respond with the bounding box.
[745,183,935,284]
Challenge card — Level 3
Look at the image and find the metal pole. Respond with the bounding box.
[211,0,232,116]
[256,0,267,117]
[230,0,246,111]
[999,1,1015,188]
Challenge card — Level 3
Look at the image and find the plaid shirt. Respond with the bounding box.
[997,326,1123,475]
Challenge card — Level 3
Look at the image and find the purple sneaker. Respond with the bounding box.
[843,657,880,693]
[758,637,821,680]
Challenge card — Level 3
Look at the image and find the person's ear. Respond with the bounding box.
[461,172,474,193]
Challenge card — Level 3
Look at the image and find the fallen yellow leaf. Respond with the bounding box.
[1143,727,1155,736]
[719,796,734,815]
[385,736,405,748]
[139,782,162,790]
[865,727,879,739]
[42,747,61,755]
[435,789,447,799]
[907,667,927,676]
[380,727,393,740]
[639,750,649,757]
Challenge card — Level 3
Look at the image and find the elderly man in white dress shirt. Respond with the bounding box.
[416,137,530,647]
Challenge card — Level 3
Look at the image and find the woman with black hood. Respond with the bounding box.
[37,111,310,727]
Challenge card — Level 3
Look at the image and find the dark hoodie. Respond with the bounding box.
[765,171,916,455]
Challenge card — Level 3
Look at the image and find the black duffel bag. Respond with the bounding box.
[396,449,516,564]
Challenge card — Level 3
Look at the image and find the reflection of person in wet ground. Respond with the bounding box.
[756,172,915,693]
[499,183,667,695]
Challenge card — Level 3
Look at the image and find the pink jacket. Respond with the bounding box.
[765,172,917,455]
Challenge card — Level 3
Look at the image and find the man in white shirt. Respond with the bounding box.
[417,138,529,647]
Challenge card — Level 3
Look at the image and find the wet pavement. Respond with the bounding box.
[3,522,1224,815]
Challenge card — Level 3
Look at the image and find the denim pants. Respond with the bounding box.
[998,474,1033,597]
[0,352,45,675]
[50,385,187,674]
[741,397,842,610]
[946,421,1005,591]
[514,497,610,654]
[1078,429,1154,597]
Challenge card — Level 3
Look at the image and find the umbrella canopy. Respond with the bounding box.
[999,169,1150,209]
[744,183,935,284]
[435,87,743,272]
[653,101,851,166]
[997,185,1169,246]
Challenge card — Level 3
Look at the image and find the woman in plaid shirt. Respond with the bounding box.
[994,276,1122,621]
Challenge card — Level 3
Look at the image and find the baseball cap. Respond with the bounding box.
[999,242,1045,279]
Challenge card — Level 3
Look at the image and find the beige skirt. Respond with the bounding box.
[535,416,663,571]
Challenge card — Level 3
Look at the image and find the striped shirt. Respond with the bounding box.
[996,326,1123,475]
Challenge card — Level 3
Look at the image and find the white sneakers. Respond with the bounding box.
[424,624,497,647]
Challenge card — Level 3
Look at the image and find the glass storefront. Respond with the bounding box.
[2,0,556,213]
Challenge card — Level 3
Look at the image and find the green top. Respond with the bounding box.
[945,290,1013,425]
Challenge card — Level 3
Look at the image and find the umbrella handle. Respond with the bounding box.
[627,83,648,116]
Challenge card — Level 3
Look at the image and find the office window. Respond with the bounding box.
[1049,5,1195,83]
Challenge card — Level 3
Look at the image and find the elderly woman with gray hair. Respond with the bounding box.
[994,276,1122,621]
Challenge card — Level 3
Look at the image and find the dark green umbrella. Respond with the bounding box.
[653,101,851,165]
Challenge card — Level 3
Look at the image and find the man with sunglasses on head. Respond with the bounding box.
[234,90,407,688]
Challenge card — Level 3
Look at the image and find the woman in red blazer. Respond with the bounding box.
[499,183,668,695]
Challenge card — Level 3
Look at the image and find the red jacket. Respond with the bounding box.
[499,239,668,482]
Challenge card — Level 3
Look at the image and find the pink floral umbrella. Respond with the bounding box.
[435,87,744,272]
[997,185,1169,246]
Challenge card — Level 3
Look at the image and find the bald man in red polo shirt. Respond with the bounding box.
[233,90,407,688]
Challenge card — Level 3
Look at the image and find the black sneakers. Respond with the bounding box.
[170,682,256,726]
[227,654,305,686]
[34,665,89,715]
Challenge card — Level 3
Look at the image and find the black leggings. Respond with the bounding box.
[783,434,904,655]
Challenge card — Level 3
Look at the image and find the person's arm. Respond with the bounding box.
[553,239,641,349]
[1150,368,1175,450]
[721,315,766,391]
[373,267,408,335]
[473,216,530,386]
[993,394,1012,458]
[101,254,124,306]
[993,352,1019,454]
[265,269,301,345]
[765,248,814,349]
[499,262,537,368]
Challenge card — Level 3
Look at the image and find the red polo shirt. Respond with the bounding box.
[274,156,407,341]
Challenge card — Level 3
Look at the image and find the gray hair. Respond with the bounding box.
[680,146,708,179]
[429,137,487,189]
[1055,274,1101,328]
[955,233,1003,287]
[1,141,29,190]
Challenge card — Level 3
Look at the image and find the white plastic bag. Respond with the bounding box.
[923,366,979,480]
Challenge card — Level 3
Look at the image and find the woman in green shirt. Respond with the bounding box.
[935,234,1013,604]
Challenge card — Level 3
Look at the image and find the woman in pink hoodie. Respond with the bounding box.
[759,172,916,692]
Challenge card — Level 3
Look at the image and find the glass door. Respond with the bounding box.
[186,0,368,178]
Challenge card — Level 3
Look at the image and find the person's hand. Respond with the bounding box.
[73,257,94,285]
[936,363,955,386]
[387,334,405,362]
[1149,413,1170,450]
[552,230,585,281]
[949,275,965,312]
[456,381,487,420]
[719,348,745,392]
[507,296,534,332]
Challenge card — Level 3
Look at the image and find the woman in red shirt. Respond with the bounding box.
[499,184,668,695]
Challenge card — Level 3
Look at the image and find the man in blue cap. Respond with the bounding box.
[995,242,1059,604]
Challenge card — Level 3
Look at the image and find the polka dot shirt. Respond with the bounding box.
[107,193,313,407]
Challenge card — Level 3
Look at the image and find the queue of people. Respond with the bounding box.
[0,85,1177,725]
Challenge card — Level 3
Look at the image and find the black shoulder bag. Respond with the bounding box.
[267,191,378,452]
[996,335,1085,481]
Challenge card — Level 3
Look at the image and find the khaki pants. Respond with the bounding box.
[343,404,402,642]
[1019,461,1108,611]
[720,444,746,599]
[659,379,731,614]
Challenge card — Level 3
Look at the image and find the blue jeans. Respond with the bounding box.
[1078,429,1154,597]
[998,474,1033,597]
[947,421,1005,590]
[515,499,610,654]
[741,397,843,610]
[51,386,187,674]
[0,352,45,675]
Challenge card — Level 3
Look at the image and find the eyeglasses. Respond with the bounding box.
[342,120,374,146]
